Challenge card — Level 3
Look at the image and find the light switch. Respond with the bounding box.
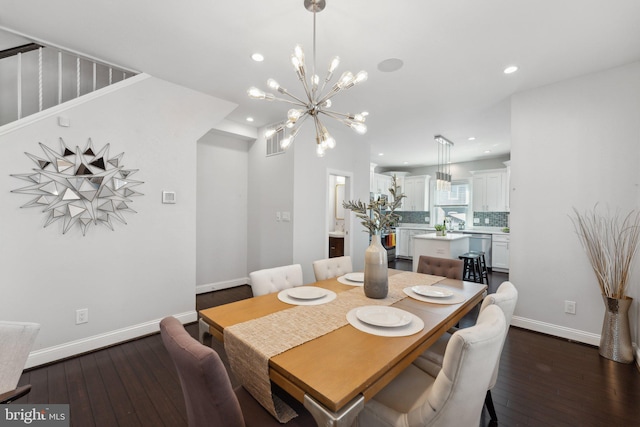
[162,191,176,204]
[282,211,291,222]
[485,218,490,224]
[58,116,70,127]
[473,218,480,224]
[276,212,281,221]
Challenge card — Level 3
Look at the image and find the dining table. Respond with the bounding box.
[198,269,487,427]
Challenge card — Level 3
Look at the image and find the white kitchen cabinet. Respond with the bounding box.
[396,228,429,258]
[471,169,507,212]
[492,234,510,272]
[403,175,430,211]
[397,229,410,257]
[372,173,393,198]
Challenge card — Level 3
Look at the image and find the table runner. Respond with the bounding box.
[224,271,443,422]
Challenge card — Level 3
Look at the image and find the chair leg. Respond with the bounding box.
[485,389,498,421]
[198,318,211,344]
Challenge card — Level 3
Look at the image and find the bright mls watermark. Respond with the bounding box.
[0,405,69,426]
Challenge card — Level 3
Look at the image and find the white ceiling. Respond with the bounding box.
[1,0,640,167]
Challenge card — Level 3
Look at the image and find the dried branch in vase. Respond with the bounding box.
[343,175,406,235]
[570,204,640,299]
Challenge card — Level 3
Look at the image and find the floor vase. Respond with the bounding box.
[364,234,388,299]
[599,295,633,364]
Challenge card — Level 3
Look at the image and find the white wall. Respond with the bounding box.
[196,130,250,293]
[292,126,371,283]
[247,124,370,283]
[247,128,295,273]
[0,74,236,367]
[510,61,640,349]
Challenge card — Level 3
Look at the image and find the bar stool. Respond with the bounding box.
[459,252,488,284]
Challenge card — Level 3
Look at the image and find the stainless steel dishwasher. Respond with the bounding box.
[463,233,493,268]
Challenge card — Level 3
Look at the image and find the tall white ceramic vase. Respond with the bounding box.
[364,233,389,299]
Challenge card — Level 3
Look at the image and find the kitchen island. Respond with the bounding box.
[412,233,470,271]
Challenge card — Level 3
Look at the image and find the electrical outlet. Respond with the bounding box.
[564,301,576,315]
[485,218,490,224]
[473,218,480,224]
[76,308,89,324]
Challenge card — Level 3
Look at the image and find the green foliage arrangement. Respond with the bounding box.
[343,175,406,235]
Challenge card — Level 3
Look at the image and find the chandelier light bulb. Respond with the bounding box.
[325,135,336,149]
[316,144,326,157]
[280,136,293,150]
[353,113,366,123]
[248,87,265,99]
[321,99,332,108]
[337,71,354,89]
[294,44,305,64]
[328,56,340,73]
[288,109,303,121]
[350,122,367,134]
[353,70,368,85]
[264,128,276,138]
[267,78,280,90]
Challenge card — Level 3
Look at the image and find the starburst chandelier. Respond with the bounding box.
[247,0,368,157]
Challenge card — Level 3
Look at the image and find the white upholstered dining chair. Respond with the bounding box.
[312,256,353,281]
[249,264,303,297]
[412,281,518,422]
[355,305,506,427]
[0,321,41,404]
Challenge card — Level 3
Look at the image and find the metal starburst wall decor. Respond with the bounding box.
[11,138,143,235]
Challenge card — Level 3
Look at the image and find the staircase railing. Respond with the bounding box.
[0,40,138,127]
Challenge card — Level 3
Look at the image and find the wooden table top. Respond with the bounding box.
[199,271,486,413]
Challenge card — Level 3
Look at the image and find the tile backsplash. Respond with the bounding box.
[396,210,509,228]
[473,212,509,227]
[395,211,430,224]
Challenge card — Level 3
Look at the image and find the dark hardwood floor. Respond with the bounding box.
[14,262,640,426]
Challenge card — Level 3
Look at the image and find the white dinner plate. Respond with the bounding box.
[344,272,364,283]
[411,285,453,298]
[356,306,412,328]
[286,286,327,300]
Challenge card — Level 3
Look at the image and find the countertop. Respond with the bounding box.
[414,233,470,241]
[396,224,509,235]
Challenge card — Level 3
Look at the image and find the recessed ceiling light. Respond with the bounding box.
[403,161,409,165]
[468,137,476,141]
[378,152,384,156]
[503,65,518,74]
[246,117,254,122]
[484,150,492,154]
[251,53,264,62]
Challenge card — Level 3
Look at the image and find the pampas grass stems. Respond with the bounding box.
[571,205,640,299]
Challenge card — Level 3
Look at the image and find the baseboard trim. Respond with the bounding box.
[511,315,601,346]
[25,310,197,369]
[196,277,248,294]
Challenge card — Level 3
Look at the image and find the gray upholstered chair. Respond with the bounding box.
[413,281,518,422]
[312,255,353,281]
[159,316,314,427]
[249,264,304,297]
[416,255,464,279]
[0,321,40,404]
[355,305,506,427]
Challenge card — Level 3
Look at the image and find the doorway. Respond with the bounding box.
[327,171,353,258]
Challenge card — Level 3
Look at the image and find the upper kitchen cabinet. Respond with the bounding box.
[372,173,393,198]
[403,175,430,211]
[471,169,507,212]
